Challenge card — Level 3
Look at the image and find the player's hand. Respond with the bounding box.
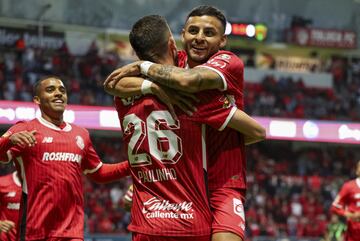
[162,86,198,116]
[346,211,360,221]
[122,185,133,212]
[0,220,15,233]
[9,130,37,147]
[151,83,177,120]
[104,61,143,88]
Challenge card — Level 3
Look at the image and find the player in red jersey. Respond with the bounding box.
[104,15,265,241]
[0,77,130,241]
[331,160,360,241]
[0,170,21,241]
[106,16,264,240]
[105,6,261,241]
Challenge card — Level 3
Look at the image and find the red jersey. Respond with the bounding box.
[5,117,103,240]
[114,91,236,236]
[331,178,360,240]
[0,172,21,241]
[178,50,246,190]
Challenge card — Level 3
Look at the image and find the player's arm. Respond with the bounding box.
[0,129,36,163]
[86,161,130,184]
[227,109,266,145]
[104,77,197,117]
[104,61,224,93]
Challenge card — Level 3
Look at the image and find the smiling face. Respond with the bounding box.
[181,15,227,68]
[33,77,68,124]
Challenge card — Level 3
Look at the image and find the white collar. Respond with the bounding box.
[37,116,72,132]
[12,172,21,187]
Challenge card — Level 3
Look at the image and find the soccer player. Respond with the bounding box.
[0,76,130,241]
[330,160,360,241]
[0,170,21,241]
[105,6,260,241]
[105,16,262,240]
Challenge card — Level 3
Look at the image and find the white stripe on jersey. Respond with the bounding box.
[195,65,228,91]
[201,124,207,171]
[219,106,237,131]
[83,162,103,175]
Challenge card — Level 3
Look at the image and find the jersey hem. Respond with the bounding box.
[128,226,211,237]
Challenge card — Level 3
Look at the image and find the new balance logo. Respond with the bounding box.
[6,192,16,197]
[42,137,53,143]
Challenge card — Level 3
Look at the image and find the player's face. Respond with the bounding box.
[181,15,227,67]
[33,78,68,120]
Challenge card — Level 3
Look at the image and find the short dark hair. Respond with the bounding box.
[186,5,227,34]
[129,15,170,62]
[33,76,62,96]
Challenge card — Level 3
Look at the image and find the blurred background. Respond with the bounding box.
[0,0,360,240]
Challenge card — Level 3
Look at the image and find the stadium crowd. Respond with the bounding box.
[1,45,360,121]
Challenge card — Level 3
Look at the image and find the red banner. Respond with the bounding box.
[291,27,356,49]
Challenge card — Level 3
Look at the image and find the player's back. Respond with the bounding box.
[0,172,21,241]
[115,95,212,236]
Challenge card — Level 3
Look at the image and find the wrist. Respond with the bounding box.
[141,79,153,95]
[140,61,154,76]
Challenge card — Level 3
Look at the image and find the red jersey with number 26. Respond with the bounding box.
[115,90,237,236]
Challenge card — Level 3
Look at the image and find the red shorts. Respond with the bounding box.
[132,233,210,241]
[209,187,246,239]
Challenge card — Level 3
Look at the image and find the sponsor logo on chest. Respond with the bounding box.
[40,135,84,163]
[142,197,194,220]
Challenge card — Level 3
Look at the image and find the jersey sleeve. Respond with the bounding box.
[2,121,29,162]
[81,131,103,174]
[331,182,350,216]
[196,51,244,92]
[186,89,237,131]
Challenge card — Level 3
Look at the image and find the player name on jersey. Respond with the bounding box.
[137,167,177,183]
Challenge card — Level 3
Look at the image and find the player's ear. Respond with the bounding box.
[33,96,40,105]
[181,29,185,44]
[219,35,227,49]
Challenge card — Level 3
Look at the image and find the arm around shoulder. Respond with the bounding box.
[227,109,266,145]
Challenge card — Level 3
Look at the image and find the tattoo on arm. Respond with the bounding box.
[149,65,223,92]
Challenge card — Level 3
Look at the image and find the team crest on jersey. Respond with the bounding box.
[121,95,142,106]
[75,136,84,150]
[219,94,236,108]
[233,198,245,223]
[214,53,231,62]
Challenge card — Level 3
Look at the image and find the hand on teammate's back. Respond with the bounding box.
[0,220,15,233]
[158,85,198,116]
